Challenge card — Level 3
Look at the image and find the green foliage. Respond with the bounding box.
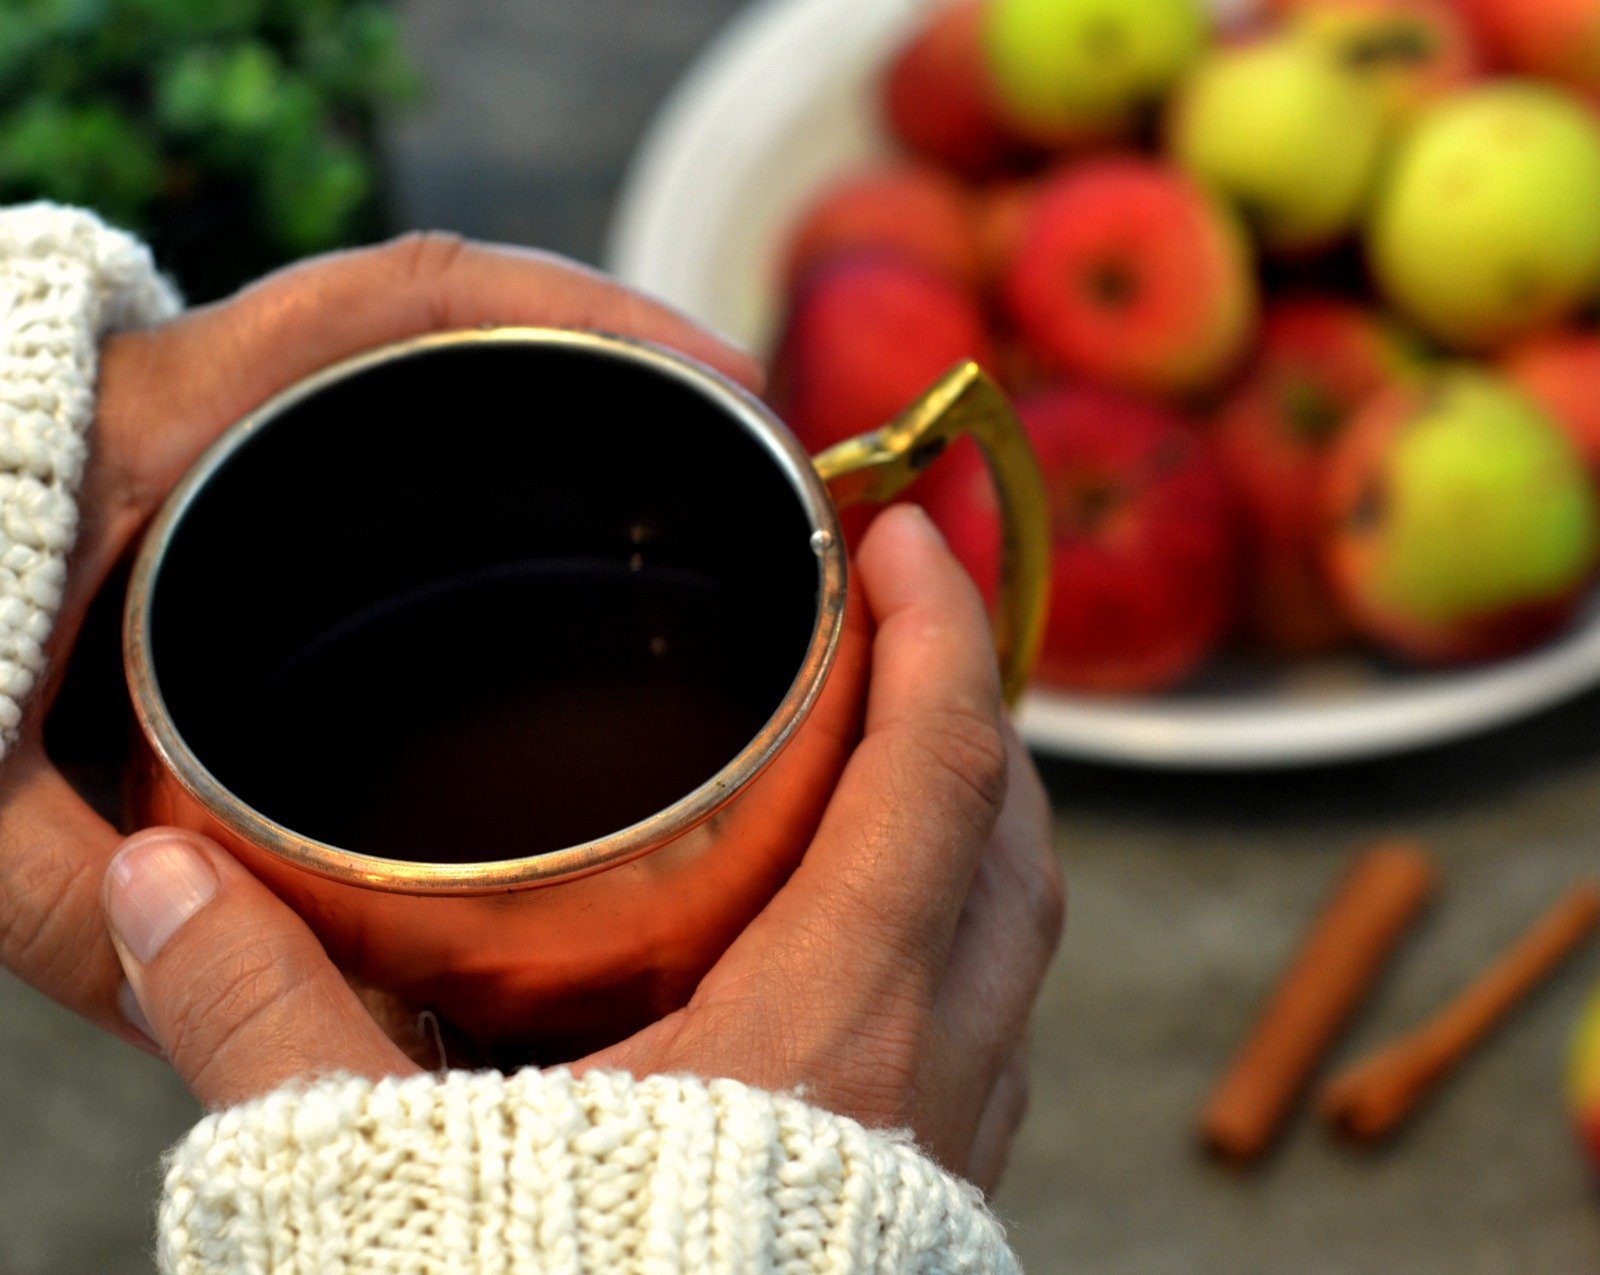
[0,0,421,298]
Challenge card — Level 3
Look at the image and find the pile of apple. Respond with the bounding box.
[769,0,1600,694]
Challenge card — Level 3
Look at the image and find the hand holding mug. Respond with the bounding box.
[121,309,1048,1047]
[0,233,759,1049]
[103,506,1064,1191]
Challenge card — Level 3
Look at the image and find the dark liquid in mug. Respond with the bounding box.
[220,560,777,863]
[146,341,820,866]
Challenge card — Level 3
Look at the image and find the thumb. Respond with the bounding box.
[102,829,418,1108]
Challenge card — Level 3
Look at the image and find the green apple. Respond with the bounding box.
[1292,0,1479,125]
[1367,376,1593,623]
[1169,37,1387,254]
[1369,84,1600,352]
[984,0,1209,143]
[1325,369,1597,661]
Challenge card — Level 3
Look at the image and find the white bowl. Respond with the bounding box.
[606,0,1600,768]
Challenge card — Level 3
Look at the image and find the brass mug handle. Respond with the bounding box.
[812,360,1050,706]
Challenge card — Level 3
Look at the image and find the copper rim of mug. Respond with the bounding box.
[123,327,849,895]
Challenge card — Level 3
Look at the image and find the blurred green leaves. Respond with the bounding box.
[0,102,161,224]
[0,0,421,297]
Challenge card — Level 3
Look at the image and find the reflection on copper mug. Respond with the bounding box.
[123,329,1047,1051]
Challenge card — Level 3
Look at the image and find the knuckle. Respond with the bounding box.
[163,925,318,1075]
[993,747,1064,956]
[1004,1054,1032,1126]
[905,705,1009,825]
[1027,846,1067,956]
[387,228,468,283]
[384,230,470,325]
[1012,740,1053,829]
[0,849,98,987]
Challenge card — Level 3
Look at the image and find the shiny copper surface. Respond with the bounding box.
[124,331,1043,1049]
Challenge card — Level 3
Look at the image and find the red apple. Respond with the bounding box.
[990,332,1056,398]
[973,176,1040,295]
[922,383,1240,693]
[1458,0,1600,95]
[782,165,983,293]
[882,0,1028,176]
[1002,159,1258,399]
[1505,331,1600,485]
[771,252,996,457]
[1214,298,1418,654]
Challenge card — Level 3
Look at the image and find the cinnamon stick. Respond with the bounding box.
[1199,840,1439,1165]
[1319,881,1600,1143]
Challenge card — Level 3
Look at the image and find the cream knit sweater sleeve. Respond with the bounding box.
[158,1068,1022,1274]
[0,203,180,748]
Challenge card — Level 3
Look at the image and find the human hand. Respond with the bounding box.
[0,233,759,1049]
[101,506,1064,1190]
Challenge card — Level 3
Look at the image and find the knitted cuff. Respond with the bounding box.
[0,203,180,747]
[158,1068,1020,1275]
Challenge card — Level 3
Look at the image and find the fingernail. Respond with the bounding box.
[104,836,218,964]
[117,980,159,1052]
[896,503,946,546]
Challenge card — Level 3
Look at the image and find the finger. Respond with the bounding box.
[922,725,1061,1158]
[934,723,1062,1077]
[102,827,418,1108]
[964,1046,1032,1195]
[736,504,1007,1008]
[218,232,760,392]
[0,751,134,1042]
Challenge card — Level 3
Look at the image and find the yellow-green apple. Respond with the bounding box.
[1001,158,1258,398]
[1293,0,1481,124]
[1169,36,1387,254]
[983,0,1209,144]
[882,1,1030,177]
[921,382,1240,692]
[1368,84,1600,352]
[783,165,983,292]
[1506,331,1600,484]
[1214,297,1419,654]
[1324,369,1598,662]
[1569,977,1600,1174]
[1459,0,1600,96]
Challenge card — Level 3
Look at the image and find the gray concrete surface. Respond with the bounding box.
[7,2,1600,1271]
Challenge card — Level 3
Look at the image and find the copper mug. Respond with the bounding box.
[123,328,1048,1051]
